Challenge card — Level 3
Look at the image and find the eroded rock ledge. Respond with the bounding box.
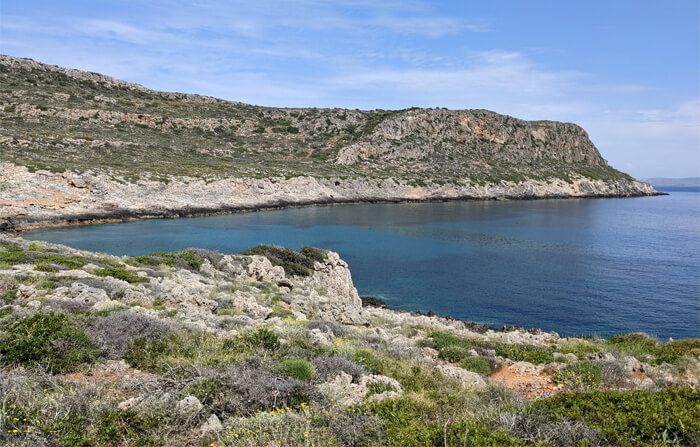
[0,163,658,232]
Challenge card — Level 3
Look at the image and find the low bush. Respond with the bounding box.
[458,356,491,375]
[439,345,470,363]
[0,245,27,264]
[352,349,384,374]
[494,343,554,364]
[600,361,628,388]
[93,410,160,446]
[39,255,85,269]
[278,358,315,381]
[430,332,474,363]
[87,311,174,359]
[218,411,337,446]
[606,333,700,364]
[311,356,367,382]
[606,333,658,357]
[133,249,205,270]
[0,312,100,372]
[0,274,17,303]
[329,414,386,447]
[533,387,700,447]
[194,365,322,415]
[552,361,602,390]
[184,376,225,405]
[224,327,281,353]
[95,267,145,284]
[243,245,326,277]
[367,394,525,446]
[557,339,602,359]
[380,358,460,394]
[500,408,602,446]
[657,338,700,364]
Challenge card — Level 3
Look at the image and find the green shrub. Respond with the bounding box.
[366,381,397,397]
[243,245,326,277]
[125,330,241,372]
[606,333,658,356]
[184,377,225,405]
[39,255,85,269]
[270,304,293,318]
[278,358,315,381]
[299,246,327,264]
[133,249,204,269]
[458,356,491,375]
[224,327,281,352]
[431,332,474,362]
[0,312,100,372]
[431,332,473,350]
[557,339,602,359]
[94,410,159,446]
[552,361,602,390]
[606,333,700,364]
[379,358,460,394]
[660,338,700,359]
[0,274,17,303]
[494,343,554,364]
[125,336,170,371]
[0,245,26,264]
[367,395,525,446]
[439,345,470,362]
[95,267,145,284]
[534,388,700,447]
[353,349,384,374]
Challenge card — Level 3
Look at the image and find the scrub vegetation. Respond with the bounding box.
[1,236,698,446]
[0,56,634,187]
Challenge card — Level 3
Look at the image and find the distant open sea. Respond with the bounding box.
[26,188,700,339]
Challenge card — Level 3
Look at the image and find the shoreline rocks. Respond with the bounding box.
[0,162,660,233]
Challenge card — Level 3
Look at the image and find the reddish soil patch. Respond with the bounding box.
[490,364,559,398]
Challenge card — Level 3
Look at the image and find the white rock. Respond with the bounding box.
[16,284,36,299]
[309,328,333,347]
[437,364,487,388]
[176,396,203,414]
[318,372,402,406]
[200,414,224,435]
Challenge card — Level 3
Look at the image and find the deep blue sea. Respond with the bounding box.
[25,189,700,339]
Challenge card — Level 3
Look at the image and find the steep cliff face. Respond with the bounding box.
[0,55,657,229]
[339,108,604,165]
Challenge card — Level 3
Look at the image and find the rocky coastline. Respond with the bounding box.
[0,162,659,233]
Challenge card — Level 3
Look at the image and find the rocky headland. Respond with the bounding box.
[0,55,658,231]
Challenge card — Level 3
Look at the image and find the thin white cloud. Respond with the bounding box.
[582,98,700,177]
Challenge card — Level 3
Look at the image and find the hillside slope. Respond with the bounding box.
[0,55,657,230]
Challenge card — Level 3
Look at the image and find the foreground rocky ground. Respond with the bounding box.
[0,234,698,446]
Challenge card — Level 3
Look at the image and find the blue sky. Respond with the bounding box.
[1,0,698,178]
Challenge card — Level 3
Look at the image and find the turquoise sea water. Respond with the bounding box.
[26,189,700,339]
